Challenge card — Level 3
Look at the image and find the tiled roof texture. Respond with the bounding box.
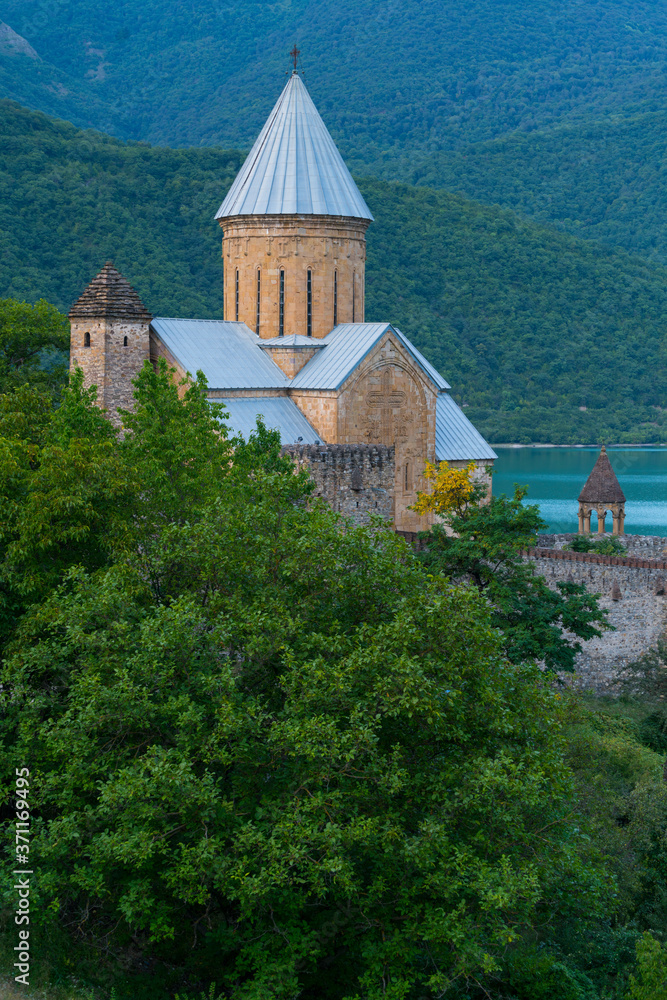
[578,446,626,503]
[69,262,153,321]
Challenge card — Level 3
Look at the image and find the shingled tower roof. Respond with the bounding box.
[69,262,152,321]
[578,446,626,503]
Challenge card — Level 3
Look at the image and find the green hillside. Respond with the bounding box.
[2,0,667,161]
[391,108,667,266]
[2,100,667,445]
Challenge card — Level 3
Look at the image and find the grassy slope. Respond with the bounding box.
[2,100,667,444]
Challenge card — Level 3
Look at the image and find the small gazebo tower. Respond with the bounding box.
[578,446,626,535]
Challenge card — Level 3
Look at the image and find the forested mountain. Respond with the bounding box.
[393,108,667,265]
[1,0,667,162]
[2,100,667,445]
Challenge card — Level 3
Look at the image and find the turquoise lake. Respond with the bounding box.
[492,447,667,537]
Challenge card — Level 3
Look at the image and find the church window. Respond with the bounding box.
[123,335,128,347]
[333,270,338,326]
[84,332,90,347]
[256,269,261,335]
[307,269,312,337]
[279,270,285,337]
[404,463,410,492]
[235,269,239,322]
[352,272,356,323]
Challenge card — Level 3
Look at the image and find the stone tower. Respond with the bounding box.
[69,262,152,422]
[215,72,373,342]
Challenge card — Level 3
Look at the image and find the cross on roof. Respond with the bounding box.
[290,44,300,72]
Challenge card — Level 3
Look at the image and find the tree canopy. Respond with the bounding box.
[0,364,611,998]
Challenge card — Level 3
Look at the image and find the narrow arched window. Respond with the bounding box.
[333,270,338,327]
[352,272,356,323]
[84,332,90,347]
[256,269,261,335]
[279,270,285,337]
[235,268,239,322]
[123,335,128,347]
[307,269,312,337]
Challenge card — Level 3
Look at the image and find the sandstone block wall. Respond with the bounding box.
[221,215,369,340]
[282,443,395,524]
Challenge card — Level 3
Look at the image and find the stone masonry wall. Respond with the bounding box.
[282,443,395,525]
[537,532,667,558]
[71,318,150,423]
[525,540,667,694]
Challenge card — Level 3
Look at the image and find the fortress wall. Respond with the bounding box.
[526,547,667,597]
[537,533,667,559]
[282,443,395,525]
[525,543,667,694]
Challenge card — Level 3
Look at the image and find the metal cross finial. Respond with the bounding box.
[290,44,300,72]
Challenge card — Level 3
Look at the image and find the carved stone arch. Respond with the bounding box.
[342,351,428,448]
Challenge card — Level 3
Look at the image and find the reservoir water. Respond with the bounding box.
[492,447,667,537]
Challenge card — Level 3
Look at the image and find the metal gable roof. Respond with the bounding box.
[215,396,322,445]
[290,323,451,391]
[215,74,373,221]
[151,318,290,390]
[435,393,497,462]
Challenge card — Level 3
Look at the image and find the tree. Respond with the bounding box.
[0,298,69,396]
[414,467,609,672]
[0,372,606,998]
[627,933,667,1000]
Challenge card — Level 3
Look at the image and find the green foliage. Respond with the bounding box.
[627,933,667,999]
[417,486,609,672]
[566,535,628,556]
[0,297,68,395]
[399,108,667,268]
[0,367,607,998]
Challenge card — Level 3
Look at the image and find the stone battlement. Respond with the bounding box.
[281,443,395,524]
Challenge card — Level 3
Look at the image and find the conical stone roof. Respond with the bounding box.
[215,73,373,221]
[69,262,152,321]
[578,446,626,503]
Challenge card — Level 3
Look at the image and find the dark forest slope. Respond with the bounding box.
[392,108,667,266]
[2,100,667,445]
[2,0,667,162]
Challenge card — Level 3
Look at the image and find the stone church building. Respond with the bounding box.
[69,71,496,533]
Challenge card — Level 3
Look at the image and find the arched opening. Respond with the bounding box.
[279,270,285,337]
[352,271,356,323]
[84,332,90,347]
[235,268,239,322]
[256,269,261,335]
[123,335,128,347]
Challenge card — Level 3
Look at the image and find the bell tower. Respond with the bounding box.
[215,72,373,341]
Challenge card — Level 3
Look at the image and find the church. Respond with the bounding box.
[69,70,496,533]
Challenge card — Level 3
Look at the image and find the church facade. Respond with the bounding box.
[69,72,496,533]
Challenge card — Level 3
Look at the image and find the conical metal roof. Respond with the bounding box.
[578,446,626,504]
[215,74,373,221]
